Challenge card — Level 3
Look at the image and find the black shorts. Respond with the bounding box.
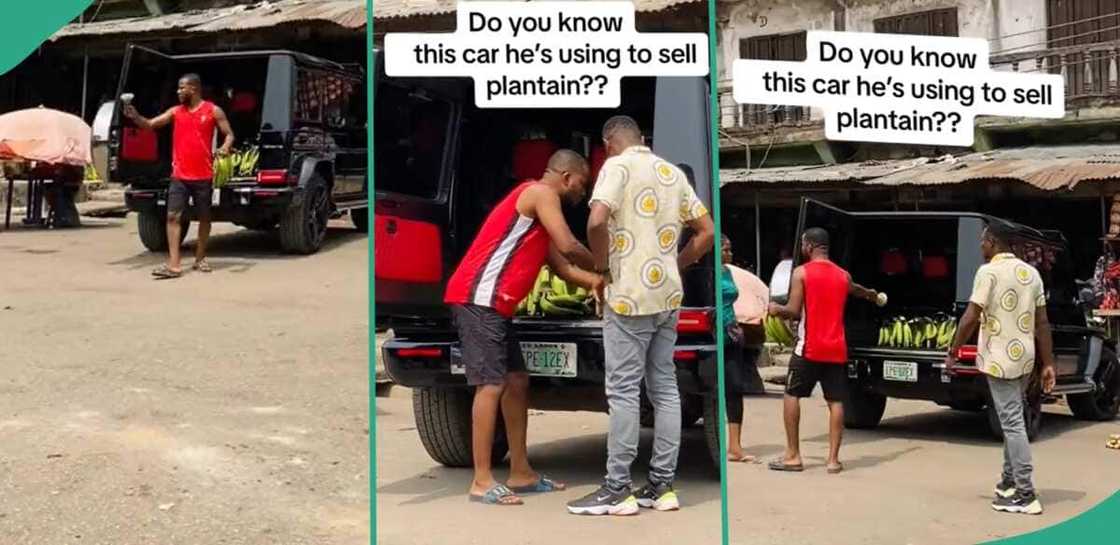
[451,304,526,386]
[785,354,849,402]
[167,179,213,218]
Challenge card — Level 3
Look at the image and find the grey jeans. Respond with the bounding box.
[603,308,680,490]
[987,375,1034,494]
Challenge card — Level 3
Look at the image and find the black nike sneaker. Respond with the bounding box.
[566,484,639,516]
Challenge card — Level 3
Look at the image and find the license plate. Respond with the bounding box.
[521,342,578,378]
[450,342,578,378]
[883,360,918,382]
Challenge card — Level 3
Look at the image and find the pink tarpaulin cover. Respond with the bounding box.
[0,107,91,166]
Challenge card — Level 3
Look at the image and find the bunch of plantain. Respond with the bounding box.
[212,147,261,188]
[764,315,795,347]
[877,314,957,350]
[515,266,594,318]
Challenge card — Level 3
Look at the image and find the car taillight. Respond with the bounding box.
[257,169,289,185]
[956,345,978,362]
[396,348,442,359]
[673,350,698,361]
[677,310,711,334]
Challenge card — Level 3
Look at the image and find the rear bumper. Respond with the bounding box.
[383,323,718,407]
[125,184,295,218]
[848,347,989,405]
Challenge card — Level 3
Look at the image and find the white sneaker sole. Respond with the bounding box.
[567,501,639,516]
[992,502,1043,515]
[637,497,680,511]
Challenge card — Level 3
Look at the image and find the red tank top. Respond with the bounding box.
[795,260,850,364]
[444,182,551,317]
[171,101,217,181]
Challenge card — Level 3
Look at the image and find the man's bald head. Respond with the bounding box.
[547,149,589,177]
[541,149,590,205]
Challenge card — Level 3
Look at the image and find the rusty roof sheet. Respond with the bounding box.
[866,145,1120,190]
[719,159,926,186]
[721,144,1120,191]
[373,0,701,20]
[52,0,364,40]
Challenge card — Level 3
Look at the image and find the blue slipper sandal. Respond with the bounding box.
[469,484,523,505]
[508,475,566,494]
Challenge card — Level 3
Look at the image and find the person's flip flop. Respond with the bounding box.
[767,459,804,472]
[151,265,182,279]
[827,463,844,474]
[508,475,566,494]
[468,484,523,506]
[729,453,757,463]
[192,260,213,273]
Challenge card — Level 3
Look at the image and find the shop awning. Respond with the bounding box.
[721,144,1120,191]
[51,0,366,41]
[373,0,702,20]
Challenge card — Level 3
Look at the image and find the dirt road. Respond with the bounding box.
[376,388,722,545]
[727,383,1120,545]
[0,216,369,545]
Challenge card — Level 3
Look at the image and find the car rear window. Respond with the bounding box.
[374,84,452,200]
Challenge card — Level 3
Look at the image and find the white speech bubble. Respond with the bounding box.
[732,31,1064,146]
[383,1,709,108]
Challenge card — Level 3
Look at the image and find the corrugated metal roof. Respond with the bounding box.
[52,0,364,40]
[866,145,1120,190]
[720,158,928,186]
[721,144,1120,191]
[373,0,701,20]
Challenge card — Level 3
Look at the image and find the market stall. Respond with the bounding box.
[0,106,91,230]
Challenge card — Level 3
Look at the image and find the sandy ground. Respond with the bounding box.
[0,215,369,545]
[375,388,722,545]
[727,381,1120,545]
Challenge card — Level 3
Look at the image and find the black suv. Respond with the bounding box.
[372,50,723,472]
[794,198,1120,440]
[109,45,367,254]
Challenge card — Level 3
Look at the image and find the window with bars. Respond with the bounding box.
[873,8,959,36]
[736,31,809,128]
[1046,0,1120,96]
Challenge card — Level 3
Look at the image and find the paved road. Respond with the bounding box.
[376,388,722,545]
[727,382,1120,545]
[0,215,369,545]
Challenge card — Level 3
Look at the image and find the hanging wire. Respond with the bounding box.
[990,10,1120,42]
[992,21,1120,56]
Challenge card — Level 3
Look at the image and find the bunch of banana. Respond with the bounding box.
[514,266,594,318]
[212,147,261,188]
[764,315,794,347]
[1107,434,1120,450]
[877,315,957,350]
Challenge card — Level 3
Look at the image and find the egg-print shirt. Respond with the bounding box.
[969,252,1047,380]
[589,145,708,317]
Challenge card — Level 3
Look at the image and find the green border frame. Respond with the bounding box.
[367,0,377,542]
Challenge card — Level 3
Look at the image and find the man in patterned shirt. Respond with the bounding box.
[946,221,1056,515]
[566,116,714,516]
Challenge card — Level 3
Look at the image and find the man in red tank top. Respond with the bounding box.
[444,149,604,506]
[767,227,881,474]
[124,73,234,279]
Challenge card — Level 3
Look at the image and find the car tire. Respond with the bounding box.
[412,387,508,468]
[1068,348,1120,421]
[351,208,368,232]
[986,379,1043,441]
[138,210,187,252]
[279,174,330,254]
[842,382,887,429]
[701,391,721,476]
